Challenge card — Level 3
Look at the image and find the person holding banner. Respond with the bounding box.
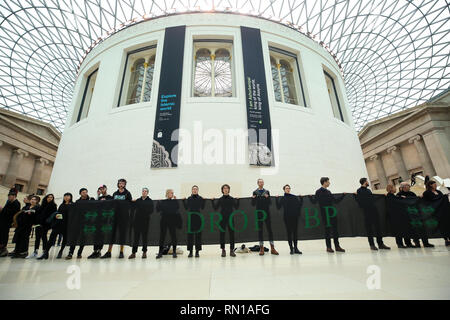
[422,180,450,247]
[11,195,40,258]
[129,188,153,259]
[101,178,133,259]
[156,189,180,259]
[356,178,390,251]
[0,188,20,257]
[386,184,410,248]
[212,184,239,257]
[30,194,57,259]
[276,185,303,254]
[310,177,346,253]
[183,186,205,258]
[252,179,278,256]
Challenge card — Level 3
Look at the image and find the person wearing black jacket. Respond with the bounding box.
[251,179,278,256]
[98,184,113,201]
[0,188,21,257]
[38,193,73,260]
[356,178,390,251]
[66,188,94,259]
[276,184,303,254]
[156,189,180,259]
[397,182,434,248]
[101,178,133,259]
[183,185,205,258]
[129,188,153,259]
[11,195,40,258]
[422,180,450,246]
[386,184,411,248]
[212,184,239,257]
[310,177,346,253]
[29,194,57,258]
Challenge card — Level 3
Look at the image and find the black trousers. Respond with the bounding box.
[321,209,340,248]
[219,213,235,250]
[132,225,149,253]
[69,245,84,256]
[34,225,50,251]
[14,227,32,254]
[256,209,274,245]
[363,209,384,246]
[187,232,202,251]
[0,222,10,248]
[159,219,177,253]
[284,216,299,248]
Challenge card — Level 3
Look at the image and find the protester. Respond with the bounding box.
[183,185,205,258]
[101,179,132,259]
[310,177,346,253]
[276,185,302,254]
[156,189,180,259]
[410,173,416,186]
[386,184,410,248]
[11,195,40,258]
[356,178,390,251]
[66,188,93,259]
[129,188,153,259]
[212,184,239,257]
[38,193,73,260]
[98,185,113,200]
[0,188,21,257]
[422,180,450,246]
[251,179,278,256]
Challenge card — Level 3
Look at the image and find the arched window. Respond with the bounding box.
[118,45,157,107]
[269,47,307,107]
[324,70,344,122]
[75,68,98,123]
[192,40,234,97]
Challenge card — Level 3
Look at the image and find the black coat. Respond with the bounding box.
[212,195,239,215]
[156,199,181,228]
[276,194,302,219]
[0,199,20,225]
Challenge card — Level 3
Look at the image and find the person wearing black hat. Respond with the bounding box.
[101,179,132,259]
[11,195,40,258]
[183,185,205,258]
[356,178,390,251]
[0,188,21,257]
[66,188,94,259]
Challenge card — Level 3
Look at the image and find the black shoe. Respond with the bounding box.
[188,250,193,258]
[424,243,434,248]
[378,244,391,250]
[370,245,378,251]
[56,251,63,259]
[65,254,73,260]
[445,240,450,246]
[172,252,177,258]
[156,253,163,259]
[290,247,294,255]
[101,251,111,259]
[195,251,200,258]
[119,252,124,259]
[405,243,415,248]
[413,242,421,248]
[37,252,49,260]
[88,251,100,259]
[294,248,302,254]
[11,252,27,259]
[77,254,82,259]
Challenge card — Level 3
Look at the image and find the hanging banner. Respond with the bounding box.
[240,26,274,166]
[151,26,186,168]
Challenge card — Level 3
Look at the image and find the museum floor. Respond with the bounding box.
[0,237,449,299]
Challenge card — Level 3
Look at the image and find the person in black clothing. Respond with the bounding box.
[129,188,153,259]
[183,185,205,258]
[66,188,94,259]
[87,185,113,259]
[422,180,450,246]
[310,177,346,253]
[410,173,416,186]
[212,184,239,257]
[251,179,278,256]
[11,195,40,258]
[356,178,390,251]
[424,175,430,186]
[38,193,73,260]
[101,178,133,259]
[276,184,303,254]
[0,188,21,257]
[156,189,180,259]
[397,182,434,248]
[385,184,411,248]
[30,194,57,258]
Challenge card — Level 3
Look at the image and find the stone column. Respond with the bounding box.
[387,145,409,181]
[27,158,49,194]
[408,135,436,177]
[370,154,388,187]
[422,129,450,178]
[2,149,29,188]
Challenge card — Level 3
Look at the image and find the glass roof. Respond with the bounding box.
[0,0,448,131]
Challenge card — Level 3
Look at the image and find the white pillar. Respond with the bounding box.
[408,135,436,177]
[370,154,387,188]
[387,145,409,181]
[27,157,49,194]
[3,149,29,188]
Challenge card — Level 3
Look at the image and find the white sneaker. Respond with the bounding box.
[26,251,38,259]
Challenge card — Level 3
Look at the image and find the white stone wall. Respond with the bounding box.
[48,13,368,201]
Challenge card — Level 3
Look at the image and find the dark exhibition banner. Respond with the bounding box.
[66,194,450,247]
[241,27,274,166]
[151,26,186,168]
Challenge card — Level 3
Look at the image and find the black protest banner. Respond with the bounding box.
[65,194,450,246]
[241,27,274,166]
[151,26,186,168]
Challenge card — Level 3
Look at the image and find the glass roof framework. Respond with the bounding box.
[0,0,448,131]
